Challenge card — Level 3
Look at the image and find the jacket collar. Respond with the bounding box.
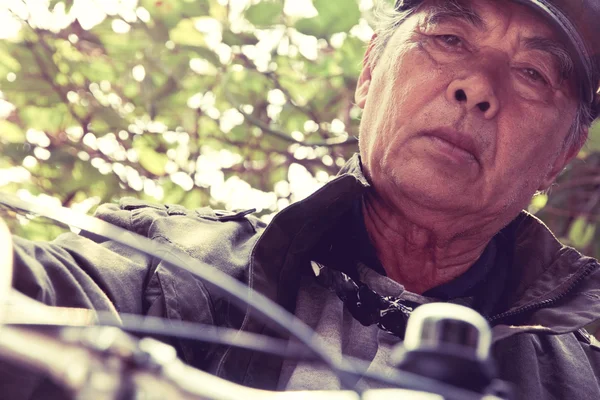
[491,212,600,339]
[250,154,369,312]
[253,154,600,335]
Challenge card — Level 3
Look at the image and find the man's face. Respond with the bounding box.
[356,0,582,228]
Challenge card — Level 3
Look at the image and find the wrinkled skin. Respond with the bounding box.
[355,0,585,292]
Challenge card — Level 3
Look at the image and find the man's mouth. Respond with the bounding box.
[423,129,480,165]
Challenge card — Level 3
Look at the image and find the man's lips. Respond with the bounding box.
[422,129,480,163]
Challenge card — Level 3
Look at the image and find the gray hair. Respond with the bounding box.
[368,0,592,150]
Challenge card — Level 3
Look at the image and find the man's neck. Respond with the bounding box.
[361,192,494,294]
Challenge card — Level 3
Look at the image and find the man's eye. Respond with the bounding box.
[435,34,463,47]
[522,68,548,85]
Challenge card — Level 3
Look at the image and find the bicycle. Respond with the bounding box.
[0,193,514,400]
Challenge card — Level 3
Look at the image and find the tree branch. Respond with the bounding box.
[25,39,89,128]
[222,74,357,148]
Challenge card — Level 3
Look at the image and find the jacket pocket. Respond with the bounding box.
[146,259,217,368]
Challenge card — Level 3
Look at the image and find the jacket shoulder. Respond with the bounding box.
[91,195,266,245]
[93,197,266,236]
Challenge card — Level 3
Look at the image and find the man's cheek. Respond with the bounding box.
[512,99,566,141]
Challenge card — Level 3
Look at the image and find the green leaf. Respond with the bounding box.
[338,36,365,77]
[180,0,210,18]
[57,161,102,194]
[295,0,360,38]
[569,217,596,249]
[0,121,24,143]
[2,78,56,99]
[146,20,171,43]
[181,45,221,66]
[94,107,127,131]
[295,18,325,38]
[170,18,206,46]
[137,147,169,176]
[20,105,71,132]
[180,188,207,209]
[80,60,116,81]
[140,0,208,28]
[222,30,258,47]
[11,219,70,242]
[313,0,360,32]
[0,47,21,74]
[229,126,248,141]
[49,0,75,12]
[245,1,284,27]
[586,120,600,152]
[528,193,548,214]
[150,77,179,103]
[160,180,186,203]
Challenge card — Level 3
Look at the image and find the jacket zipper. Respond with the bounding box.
[487,262,598,324]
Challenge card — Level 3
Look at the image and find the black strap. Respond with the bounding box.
[312,261,421,339]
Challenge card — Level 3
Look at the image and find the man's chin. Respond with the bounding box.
[377,170,476,212]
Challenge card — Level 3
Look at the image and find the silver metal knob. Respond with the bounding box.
[403,303,492,362]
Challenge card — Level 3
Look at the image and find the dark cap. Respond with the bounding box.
[395,0,600,117]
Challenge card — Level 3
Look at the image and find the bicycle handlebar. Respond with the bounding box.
[0,197,513,400]
[0,290,509,400]
[0,321,490,400]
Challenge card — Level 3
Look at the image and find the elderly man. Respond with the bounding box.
[2,0,600,399]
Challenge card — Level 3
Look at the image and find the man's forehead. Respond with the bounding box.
[421,0,486,29]
[420,0,568,44]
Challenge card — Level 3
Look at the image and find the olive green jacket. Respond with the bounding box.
[5,154,600,399]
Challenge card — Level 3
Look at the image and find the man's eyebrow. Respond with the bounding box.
[424,0,486,30]
[523,37,574,80]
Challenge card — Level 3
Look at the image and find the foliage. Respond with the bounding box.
[0,0,599,260]
[0,0,367,238]
[536,147,600,257]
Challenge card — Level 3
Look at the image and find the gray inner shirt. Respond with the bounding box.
[278,263,462,391]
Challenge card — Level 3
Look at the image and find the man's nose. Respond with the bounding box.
[446,73,500,120]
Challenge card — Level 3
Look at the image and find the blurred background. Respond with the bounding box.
[0,0,598,257]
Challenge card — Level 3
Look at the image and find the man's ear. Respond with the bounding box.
[355,34,378,109]
[538,127,588,190]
